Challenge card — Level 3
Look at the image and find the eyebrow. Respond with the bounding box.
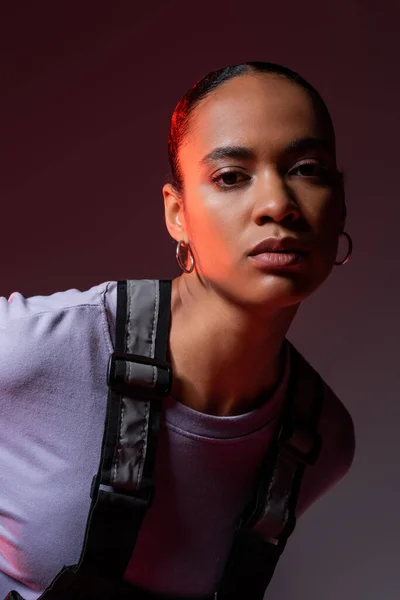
[199,136,335,167]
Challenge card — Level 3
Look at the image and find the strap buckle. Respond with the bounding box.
[91,473,155,508]
[107,351,172,398]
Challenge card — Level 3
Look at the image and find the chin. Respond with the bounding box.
[236,273,327,310]
[205,263,331,310]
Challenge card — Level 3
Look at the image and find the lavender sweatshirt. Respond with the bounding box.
[0,280,299,598]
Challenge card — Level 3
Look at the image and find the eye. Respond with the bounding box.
[290,161,328,177]
[210,170,250,188]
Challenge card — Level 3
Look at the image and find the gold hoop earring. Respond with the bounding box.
[176,240,195,273]
[335,231,353,266]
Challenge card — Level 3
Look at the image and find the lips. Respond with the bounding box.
[248,237,310,256]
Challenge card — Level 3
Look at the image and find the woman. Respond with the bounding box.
[0,62,355,600]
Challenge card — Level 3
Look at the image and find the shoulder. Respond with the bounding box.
[0,280,118,383]
[0,280,116,326]
[291,346,356,517]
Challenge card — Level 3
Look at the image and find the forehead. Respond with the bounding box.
[181,73,332,158]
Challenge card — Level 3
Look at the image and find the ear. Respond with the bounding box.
[162,183,188,242]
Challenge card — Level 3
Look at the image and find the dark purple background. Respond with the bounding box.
[1,2,399,598]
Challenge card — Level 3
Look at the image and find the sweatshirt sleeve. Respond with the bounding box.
[0,282,116,597]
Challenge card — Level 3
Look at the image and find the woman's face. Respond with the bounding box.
[164,73,346,309]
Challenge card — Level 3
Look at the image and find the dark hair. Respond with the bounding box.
[167,61,336,194]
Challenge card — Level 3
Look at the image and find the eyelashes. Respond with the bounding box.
[210,171,250,187]
[210,161,335,189]
[291,162,329,177]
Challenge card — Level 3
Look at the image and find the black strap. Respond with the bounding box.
[215,343,324,599]
[17,567,216,600]
[78,280,172,578]
[35,280,173,597]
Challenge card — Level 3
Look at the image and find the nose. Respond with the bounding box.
[251,169,301,225]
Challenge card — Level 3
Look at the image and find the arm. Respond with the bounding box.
[296,383,356,517]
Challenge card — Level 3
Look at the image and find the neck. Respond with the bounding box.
[168,275,299,416]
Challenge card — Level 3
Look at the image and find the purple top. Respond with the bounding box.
[0,281,290,598]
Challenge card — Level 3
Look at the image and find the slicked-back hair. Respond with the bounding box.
[167,62,335,194]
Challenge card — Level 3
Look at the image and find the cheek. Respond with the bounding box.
[290,185,342,274]
[304,188,342,233]
[308,195,343,264]
[184,190,244,268]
